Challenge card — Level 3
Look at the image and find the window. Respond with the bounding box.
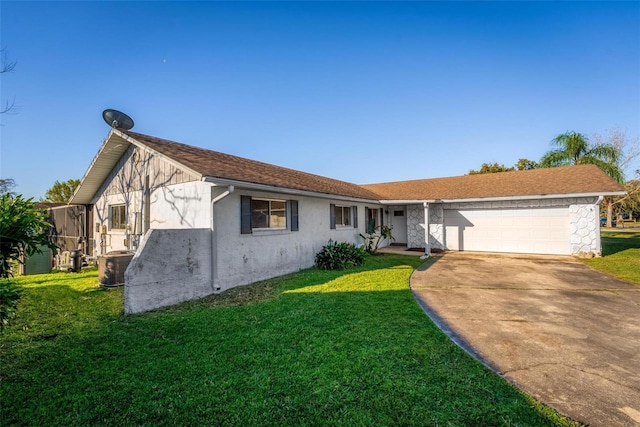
[365,207,381,233]
[241,196,298,234]
[251,198,287,229]
[110,205,126,230]
[330,204,357,229]
[393,210,404,217]
[335,205,351,227]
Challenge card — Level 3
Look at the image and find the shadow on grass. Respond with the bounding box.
[600,232,640,256]
[8,269,100,287]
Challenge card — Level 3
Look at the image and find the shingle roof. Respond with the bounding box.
[360,164,625,200]
[72,129,625,205]
[121,130,381,201]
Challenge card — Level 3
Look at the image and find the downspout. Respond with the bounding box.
[210,185,235,291]
[595,195,604,256]
[423,201,430,257]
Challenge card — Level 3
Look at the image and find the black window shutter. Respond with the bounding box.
[352,206,358,228]
[378,208,383,226]
[330,204,336,229]
[290,200,299,231]
[241,196,252,234]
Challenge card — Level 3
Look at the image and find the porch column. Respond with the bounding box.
[423,202,430,256]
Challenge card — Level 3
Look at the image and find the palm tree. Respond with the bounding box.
[540,131,624,227]
[539,131,623,183]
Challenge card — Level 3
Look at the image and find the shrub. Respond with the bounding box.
[0,281,22,329]
[360,224,395,255]
[0,193,56,278]
[315,240,366,270]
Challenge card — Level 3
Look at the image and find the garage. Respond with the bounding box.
[444,207,571,255]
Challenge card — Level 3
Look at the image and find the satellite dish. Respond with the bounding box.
[102,109,134,130]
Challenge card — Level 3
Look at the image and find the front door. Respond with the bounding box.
[389,207,407,244]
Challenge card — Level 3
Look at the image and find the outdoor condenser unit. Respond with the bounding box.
[98,251,134,287]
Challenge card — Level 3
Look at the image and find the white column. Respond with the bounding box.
[423,202,430,255]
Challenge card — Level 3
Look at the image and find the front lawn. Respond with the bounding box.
[1,256,575,425]
[582,230,640,285]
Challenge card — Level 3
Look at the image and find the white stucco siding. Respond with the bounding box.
[125,228,213,314]
[212,191,379,291]
[149,181,212,229]
[90,145,205,256]
[122,187,381,312]
[92,181,212,255]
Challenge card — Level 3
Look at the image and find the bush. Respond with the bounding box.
[0,281,22,329]
[315,240,367,270]
[0,193,56,278]
[360,224,395,255]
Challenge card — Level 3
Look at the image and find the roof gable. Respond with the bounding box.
[72,130,381,203]
[121,130,381,200]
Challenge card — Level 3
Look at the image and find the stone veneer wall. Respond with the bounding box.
[403,197,601,255]
[429,204,445,250]
[569,202,600,255]
[406,203,445,250]
[406,204,424,249]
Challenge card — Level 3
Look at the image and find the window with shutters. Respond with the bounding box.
[251,198,286,229]
[330,204,357,229]
[241,196,298,234]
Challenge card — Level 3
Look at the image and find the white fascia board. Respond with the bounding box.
[439,192,627,203]
[203,177,381,204]
[378,200,437,205]
[113,129,204,181]
[378,191,626,205]
[70,129,206,205]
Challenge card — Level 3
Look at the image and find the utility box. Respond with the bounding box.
[20,245,53,275]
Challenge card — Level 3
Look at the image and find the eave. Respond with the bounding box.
[204,177,381,204]
[69,129,204,205]
[69,130,131,205]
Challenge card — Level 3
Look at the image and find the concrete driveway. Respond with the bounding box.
[411,252,640,427]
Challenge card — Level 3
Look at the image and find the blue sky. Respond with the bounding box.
[1,1,639,200]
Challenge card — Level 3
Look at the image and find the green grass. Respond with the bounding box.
[1,256,576,426]
[582,231,640,285]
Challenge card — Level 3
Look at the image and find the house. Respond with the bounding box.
[70,129,625,313]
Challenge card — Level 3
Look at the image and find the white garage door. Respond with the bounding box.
[444,207,570,255]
